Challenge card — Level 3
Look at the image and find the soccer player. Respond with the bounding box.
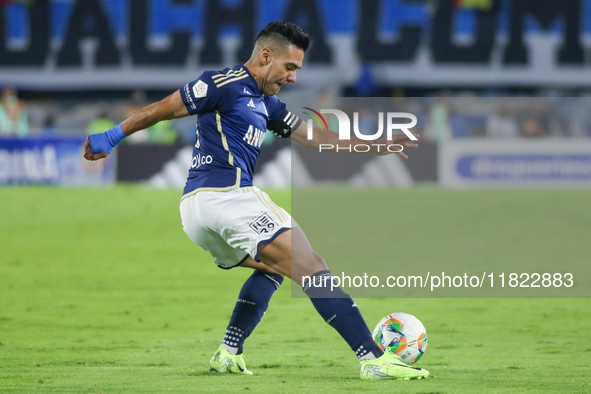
[84,21,427,380]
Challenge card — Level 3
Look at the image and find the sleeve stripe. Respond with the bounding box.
[288,114,300,127]
[264,274,281,290]
[212,68,245,81]
[286,113,295,125]
[215,74,249,88]
[268,109,297,138]
[291,116,302,130]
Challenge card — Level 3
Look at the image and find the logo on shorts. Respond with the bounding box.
[249,213,277,234]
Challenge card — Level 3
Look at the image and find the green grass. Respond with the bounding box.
[292,188,591,298]
[0,186,590,393]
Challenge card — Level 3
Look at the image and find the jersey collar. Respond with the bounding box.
[242,65,263,96]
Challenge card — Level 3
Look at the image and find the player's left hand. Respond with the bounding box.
[83,136,109,161]
[375,132,419,159]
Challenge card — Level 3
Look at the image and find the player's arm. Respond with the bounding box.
[84,90,189,161]
[288,119,419,159]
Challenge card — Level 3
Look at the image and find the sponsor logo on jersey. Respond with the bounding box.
[192,80,208,98]
[183,84,196,111]
[243,125,265,148]
[191,153,213,169]
[249,212,277,234]
[247,98,255,108]
[243,87,251,95]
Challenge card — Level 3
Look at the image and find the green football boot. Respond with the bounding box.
[209,346,253,375]
[360,349,429,380]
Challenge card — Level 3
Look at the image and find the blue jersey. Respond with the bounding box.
[180,65,296,199]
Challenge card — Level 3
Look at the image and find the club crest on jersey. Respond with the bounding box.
[243,125,265,148]
[192,80,208,98]
[249,213,277,235]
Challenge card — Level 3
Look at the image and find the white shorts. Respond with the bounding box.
[179,186,294,269]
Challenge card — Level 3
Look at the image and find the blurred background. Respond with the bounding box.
[1,0,591,188]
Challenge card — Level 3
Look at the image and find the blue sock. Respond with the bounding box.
[221,270,283,355]
[304,270,383,361]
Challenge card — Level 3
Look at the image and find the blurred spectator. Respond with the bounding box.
[554,98,591,138]
[146,120,177,145]
[449,114,471,138]
[122,89,177,144]
[86,111,115,134]
[42,114,58,134]
[520,118,547,138]
[486,104,519,138]
[424,92,452,141]
[354,56,377,97]
[520,103,550,138]
[124,89,149,143]
[317,92,339,132]
[355,108,379,137]
[0,87,29,136]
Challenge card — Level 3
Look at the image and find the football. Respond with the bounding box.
[372,312,428,365]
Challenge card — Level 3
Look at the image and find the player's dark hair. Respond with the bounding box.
[255,21,310,52]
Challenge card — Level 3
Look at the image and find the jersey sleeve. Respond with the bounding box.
[266,96,302,138]
[180,72,224,116]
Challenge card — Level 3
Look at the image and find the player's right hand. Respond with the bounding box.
[83,136,109,161]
